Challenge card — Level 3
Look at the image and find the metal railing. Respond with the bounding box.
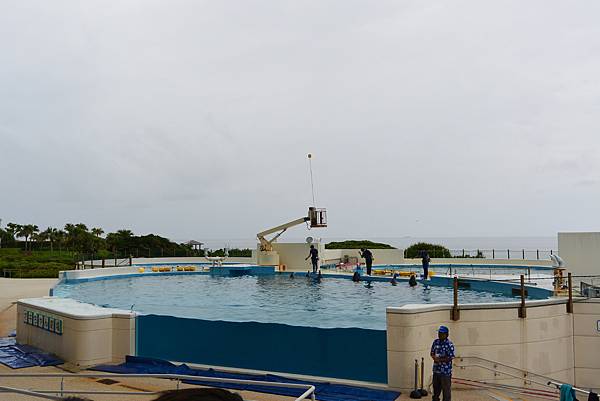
[3,268,20,278]
[451,377,560,400]
[581,280,600,297]
[0,372,317,401]
[453,356,562,399]
[547,380,591,397]
[77,257,132,269]
[406,249,556,260]
[455,356,559,388]
[385,264,550,284]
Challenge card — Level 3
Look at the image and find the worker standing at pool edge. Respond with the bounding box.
[305,244,319,274]
[430,326,455,401]
[421,250,430,280]
[359,248,373,275]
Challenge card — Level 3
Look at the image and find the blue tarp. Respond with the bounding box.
[0,338,63,369]
[93,356,401,401]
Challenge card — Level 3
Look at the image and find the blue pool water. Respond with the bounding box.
[54,274,526,330]
[374,264,553,276]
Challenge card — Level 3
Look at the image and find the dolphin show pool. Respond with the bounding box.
[53,272,546,330]
[40,264,557,384]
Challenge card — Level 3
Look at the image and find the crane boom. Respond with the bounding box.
[257,216,310,252]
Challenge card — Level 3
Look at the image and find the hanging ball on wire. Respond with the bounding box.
[308,154,312,159]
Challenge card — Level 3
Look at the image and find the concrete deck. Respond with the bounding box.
[0,363,547,401]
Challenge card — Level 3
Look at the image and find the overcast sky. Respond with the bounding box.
[1,0,600,243]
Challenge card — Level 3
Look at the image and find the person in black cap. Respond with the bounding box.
[421,250,430,280]
[359,248,373,275]
[305,244,319,274]
[430,325,455,401]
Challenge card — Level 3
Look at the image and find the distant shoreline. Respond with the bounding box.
[191,236,558,251]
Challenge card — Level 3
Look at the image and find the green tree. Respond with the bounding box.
[64,223,77,250]
[64,223,94,252]
[106,230,134,250]
[117,229,133,237]
[31,231,45,250]
[55,229,66,253]
[42,227,59,252]
[325,240,395,249]
[91,227,104,238]
[404,242,451,258]
[6,223,22,242]
[0,227,17,248]
[17,224,39,251]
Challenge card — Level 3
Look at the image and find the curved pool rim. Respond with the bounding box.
[54,265,554,299]
[50,264,555,384]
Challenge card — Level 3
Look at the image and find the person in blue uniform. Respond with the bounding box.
[430,326,455,401]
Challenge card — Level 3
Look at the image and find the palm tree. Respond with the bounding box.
[18,224,39,251]
[42,227,58,252]
[116,229,134,237]
[55,230,66,253]
[6,223,22,242]
[64,223,76,250]
[64,223,92,253]
[31,232,44,251]
[91,228,104,238]
[75,223,88,232]
[27,224,39,251]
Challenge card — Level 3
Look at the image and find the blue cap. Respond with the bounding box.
[438,326,449,333]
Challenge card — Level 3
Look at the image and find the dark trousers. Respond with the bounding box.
[432,373,451,401]
[423,265,429,279]
[311,259,318,273]
[366,260,372,275]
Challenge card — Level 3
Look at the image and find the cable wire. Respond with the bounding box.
[308,154,316,207]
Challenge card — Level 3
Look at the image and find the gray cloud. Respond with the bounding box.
[1,0,600,242]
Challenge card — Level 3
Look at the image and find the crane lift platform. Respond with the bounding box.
[256,207,327,267]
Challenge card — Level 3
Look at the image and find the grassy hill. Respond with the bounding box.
[0,248,76,278]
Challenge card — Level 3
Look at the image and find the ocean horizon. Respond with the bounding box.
[191,236,558,252]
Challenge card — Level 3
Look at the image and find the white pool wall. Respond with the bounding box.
[17,297,136,368]
[559,232,600,285]
[61,266,144,281]
[386,298,600,392]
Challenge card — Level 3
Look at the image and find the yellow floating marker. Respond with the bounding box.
[151,267,159,272]
[176,266,184,272]
[138,268,145,273]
